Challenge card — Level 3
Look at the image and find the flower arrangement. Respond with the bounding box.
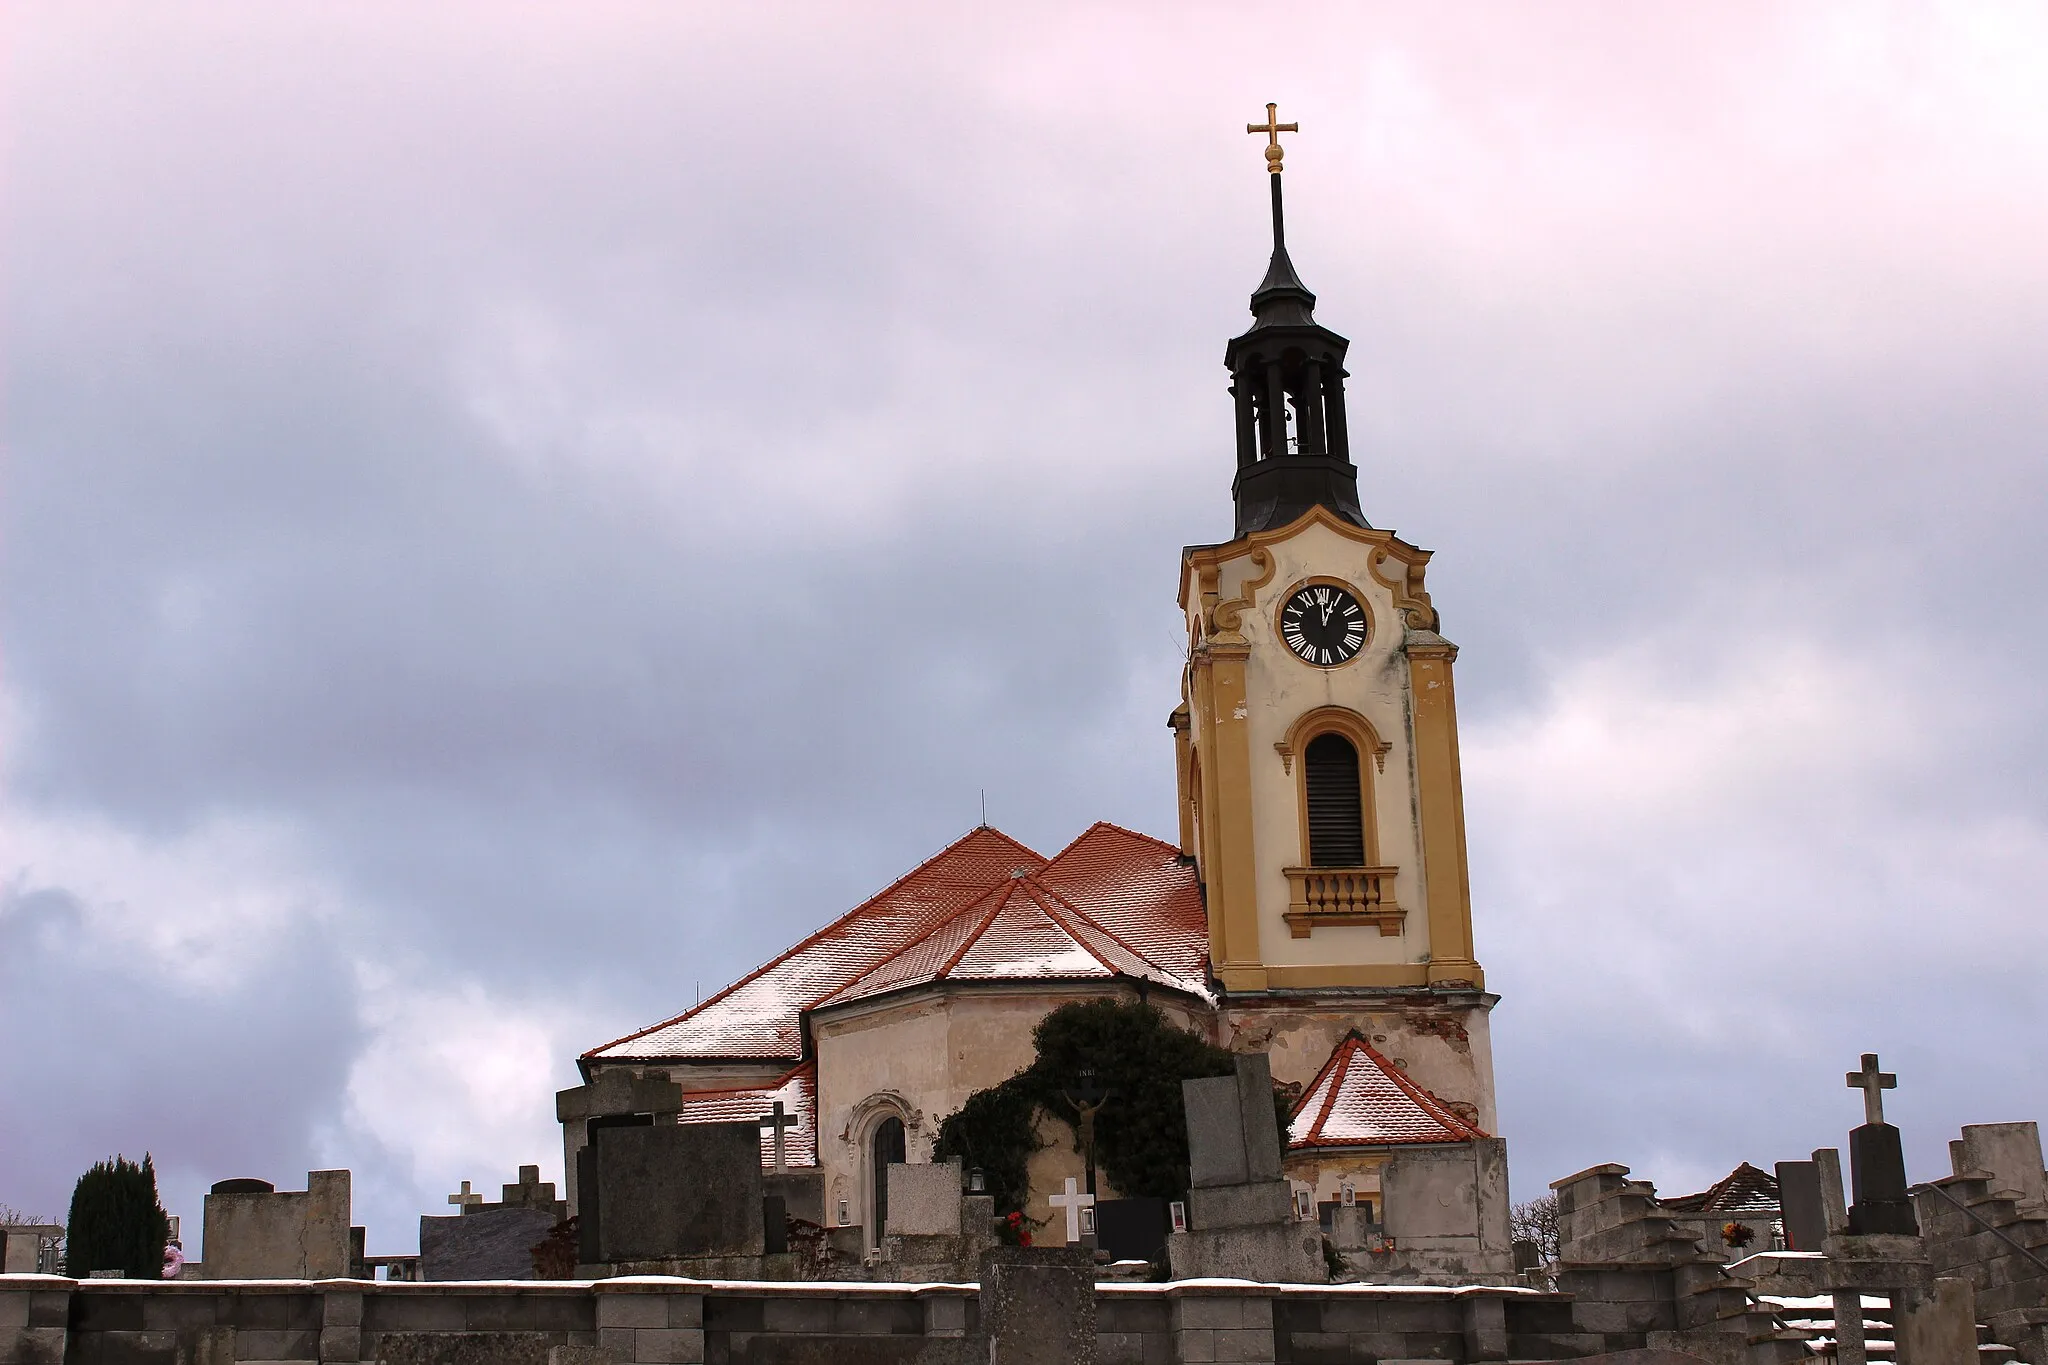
[1721,1221,1756,1249]
[995,1210,1033,1247]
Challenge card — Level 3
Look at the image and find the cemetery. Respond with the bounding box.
[8,1047,2048,1364]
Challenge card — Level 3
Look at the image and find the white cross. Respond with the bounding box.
[447,1180,483,1212]
[1846,1053,1897,1127]
[1047,1176,1095,1245]
[756,1101,797,1174]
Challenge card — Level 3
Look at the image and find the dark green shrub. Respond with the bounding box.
[65,1154,170,1279]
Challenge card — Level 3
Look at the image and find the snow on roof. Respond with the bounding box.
[1287,1030,1486,1149]
[1664,1162,1782,1215]
[1035,822,1211,988]
[813,870,1202,1010]
[671,1062,819,1169]
[586,822,1210,1063]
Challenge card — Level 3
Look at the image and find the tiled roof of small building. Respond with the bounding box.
[671,1062,818,1169]
[1287,1030,1487,1149]
[586,822,1208,1063]
[1665,1162,1781,1215]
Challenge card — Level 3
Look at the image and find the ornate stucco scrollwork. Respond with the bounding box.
[1209,548,1276,641]
[1367,545,1439,631]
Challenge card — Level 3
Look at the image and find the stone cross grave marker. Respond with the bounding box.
[756,1101,796,1175]
[1842,1051,1917,1236]
[447,1181,484,1213]
[1847,1053,1897,1126]
[498,1164,560,1212]
[1048,1177,1095,1246]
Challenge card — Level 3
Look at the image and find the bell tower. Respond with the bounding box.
[1172,106,1496,1131]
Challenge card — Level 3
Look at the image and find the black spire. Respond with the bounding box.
[1227,106,1366,536]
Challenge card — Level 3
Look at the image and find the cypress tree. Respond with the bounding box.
[65,1154,171,1279]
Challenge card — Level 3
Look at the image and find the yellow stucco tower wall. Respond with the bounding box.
[1175,506,1498,1132]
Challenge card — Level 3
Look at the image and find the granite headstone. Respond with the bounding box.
[419,1206,559,1281]
[1095,1198,1169,1263]
[884,1161,964,1236]
[1776,1160,1826,1252]
[978,1246,1096,1365]
[593,1122,764,1262]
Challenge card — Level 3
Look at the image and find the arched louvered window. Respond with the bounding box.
[1303,733,1366,867]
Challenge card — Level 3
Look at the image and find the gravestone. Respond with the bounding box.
[1896,1277,1979,1365]
[1951,1122,2048,1215]
[978,1245,1096,1365]
[884,1161,963,1236]
[591,1121,763,1263]
[419,1206,559,1280]
[495,1165,566,1216]
[880,1162,997,1281]
[1168,1051,1324,1282]
[2,1226,65,1275]
[1777,1160,1826,1252]
[756,1101,798,1174]
[1095,1197,1169,1262]
[201,1169,353,1279]
[555,1068,684,1217]
[1846,1055,1918,1235]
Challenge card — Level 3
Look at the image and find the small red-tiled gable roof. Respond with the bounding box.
[1288,1031,1486,1149]
[1665,1162,1780,1215]
[1034,822,1210,987]
[813,872,1203,1011]
[672,1062,819,1168]
[586,826,1045,1062]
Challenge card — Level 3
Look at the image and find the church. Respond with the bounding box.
[560,118,1502,1260]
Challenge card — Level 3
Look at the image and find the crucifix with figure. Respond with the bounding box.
[757,1101,797,1174]
[1846,1053,1897,1127]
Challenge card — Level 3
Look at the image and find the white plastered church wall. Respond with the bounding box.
[811,982,1212,1236]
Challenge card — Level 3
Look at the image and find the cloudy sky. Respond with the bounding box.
[4,3,2045,1253]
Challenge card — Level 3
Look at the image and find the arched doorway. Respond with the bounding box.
[868,1115,906,1246]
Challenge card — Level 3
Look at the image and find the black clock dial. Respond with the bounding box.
[1280,584,1367,666]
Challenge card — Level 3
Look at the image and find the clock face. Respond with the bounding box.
[1280,584,1367,666]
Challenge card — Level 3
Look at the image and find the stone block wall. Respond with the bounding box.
[1,1273,1834,1365]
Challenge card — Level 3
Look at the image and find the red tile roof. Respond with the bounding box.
[586,823,1209,1063]
[1036,821,1211,987]
[813,872,1203,1010]
[1665,1162,1781,1215]
[1287,1030,1487,1149]
[672,1062,819,1169]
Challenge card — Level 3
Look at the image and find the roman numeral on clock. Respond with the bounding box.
[1279,583,1368,667]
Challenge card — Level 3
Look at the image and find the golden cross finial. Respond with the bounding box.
[1247,102,1298,174]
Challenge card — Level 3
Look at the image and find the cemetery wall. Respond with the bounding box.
[3,1274,1606,1365]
